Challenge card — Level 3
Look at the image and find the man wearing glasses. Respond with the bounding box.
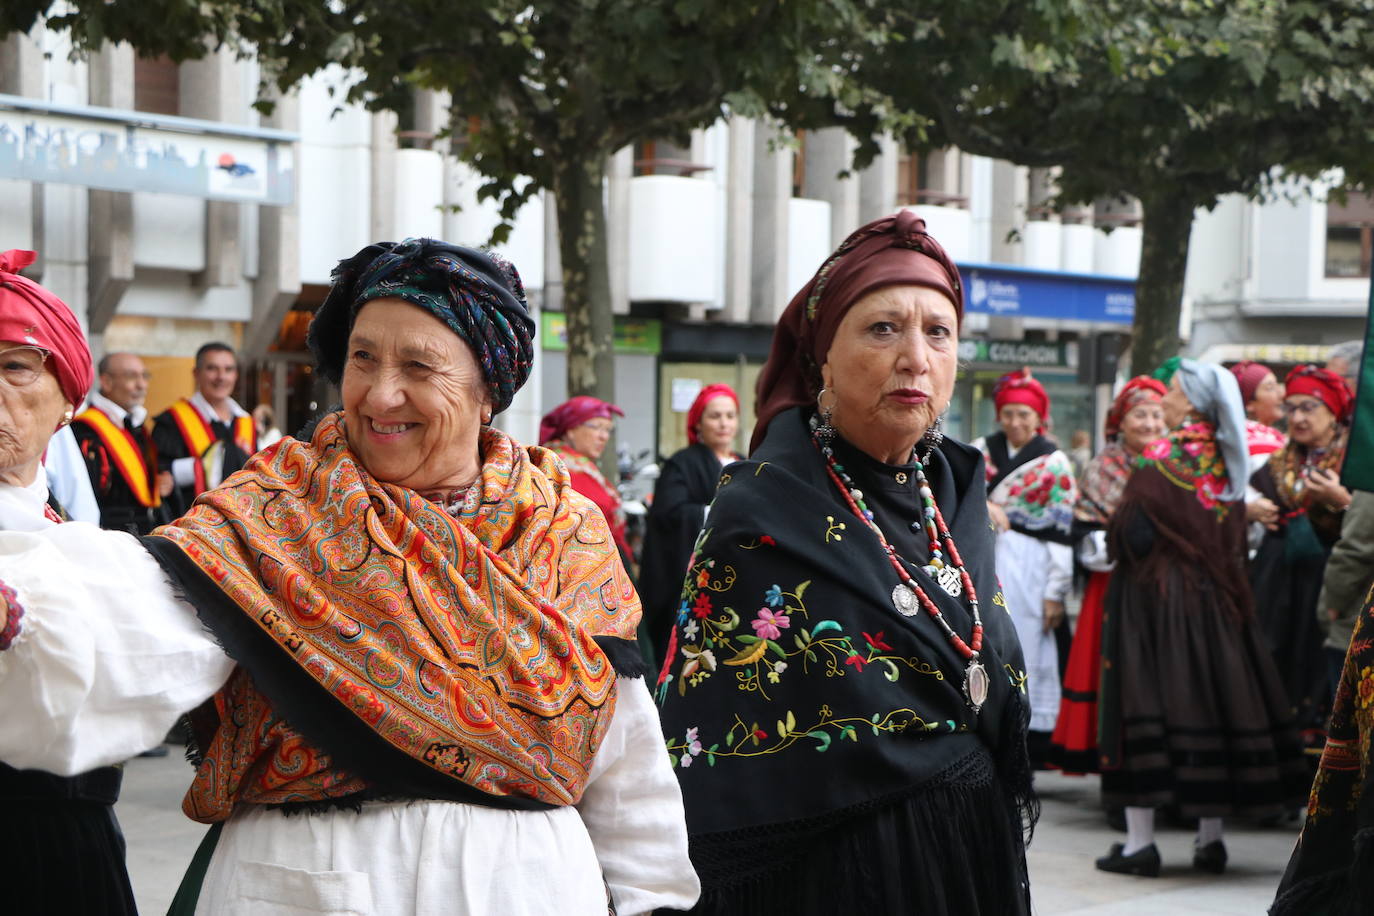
[71,352,169,536]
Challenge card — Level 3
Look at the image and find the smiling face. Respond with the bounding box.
[193,347,239,405]
[1247,371,1283,427]
[1284,394,1338,449]
[0,342,72,487]
[997,404,1040,450]
[1119,402,1166,454]
[341,298,490,493]
[820,284,959,465]
[695,395,739,456]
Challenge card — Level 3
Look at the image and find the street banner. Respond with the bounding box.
[1342,281,1374,492]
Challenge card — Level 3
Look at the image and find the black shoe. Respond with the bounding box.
[137,745,170,758]
[1193,840,1227,874]
[1095,842,1161,877]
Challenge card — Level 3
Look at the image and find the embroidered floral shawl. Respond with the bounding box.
[981,436,1078,543]
[145,413,641,821]
[655,409,1032,860]
[1138,421,1232,518]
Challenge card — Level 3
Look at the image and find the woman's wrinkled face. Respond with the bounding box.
[821,284,959,464]
[0,342,72,487]
[566,417,614,460]
[1247,371,1283,426]
[997,404,1040,450]
[1284,395,1338,448]
[342,299,490,492]
[695,395,738,455]
[1120,402,1166,454]
[1161,375,1193,428]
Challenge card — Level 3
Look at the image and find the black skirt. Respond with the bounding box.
[677,744,1030,916]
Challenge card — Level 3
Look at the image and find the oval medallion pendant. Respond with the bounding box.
[892,583,918,616]
[964,660,989,712]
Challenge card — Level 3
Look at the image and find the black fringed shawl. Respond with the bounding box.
[655,408,1034,896]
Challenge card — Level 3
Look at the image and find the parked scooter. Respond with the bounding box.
[618,446,659,569]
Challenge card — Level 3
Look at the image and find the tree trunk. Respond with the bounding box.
[1128,190,1197,376]
[552,153,618,478]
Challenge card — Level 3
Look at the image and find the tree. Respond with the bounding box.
[4,0,881,467]
[853,0,1374,373]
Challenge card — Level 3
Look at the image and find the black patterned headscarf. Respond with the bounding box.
[308,238,536,414]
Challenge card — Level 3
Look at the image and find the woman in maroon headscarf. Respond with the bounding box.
[1049,376,1166,774]
[540,395,632,561]
[1250,365,1354,755]
[656,212,1034,914]
[638,384,742,665]
[0,249,144,914]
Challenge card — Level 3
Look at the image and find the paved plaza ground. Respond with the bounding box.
[119,751,1300,914]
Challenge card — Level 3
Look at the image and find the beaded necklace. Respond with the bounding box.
[814,434,989,713]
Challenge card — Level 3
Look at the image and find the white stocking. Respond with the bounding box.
[1123,806,1156,855]
[1196,817,1224,846]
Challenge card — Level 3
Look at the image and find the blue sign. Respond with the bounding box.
[959,262,1135,325]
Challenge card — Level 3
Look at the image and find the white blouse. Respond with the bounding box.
[0,481,699,915]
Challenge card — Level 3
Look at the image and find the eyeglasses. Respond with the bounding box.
[1282,399,1326,417]
[581,421,615,435]
[0,346,50,389]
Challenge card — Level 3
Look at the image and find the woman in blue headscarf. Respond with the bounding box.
[1092,359,1307,878]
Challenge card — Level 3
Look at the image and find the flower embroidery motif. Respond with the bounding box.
[692,592,714,619]
[753,607,790,640]
[764,584,785,607]
[1358,666,1374,710]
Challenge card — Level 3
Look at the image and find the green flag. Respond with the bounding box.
[1342,282,1374,492]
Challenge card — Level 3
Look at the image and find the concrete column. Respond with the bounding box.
[243,91,302,359]
[751,121,792,324]
[86,44,135,335]
[607,145,633,315]
[370,109,399,242]
[722,115,755,324]
[180,49,243,290]
[858,134,899,223]
[801,126,860,247]
[1,31,45,270]
[988,160,1028,264]
[542,190,562,312]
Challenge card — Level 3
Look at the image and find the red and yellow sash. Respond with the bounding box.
[73,407,158,508]
[168,399,256,492]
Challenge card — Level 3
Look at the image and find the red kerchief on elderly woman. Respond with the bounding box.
[0,239,699,915]
[540,395,632,562]
[658,211,1035,915]
[975,367,1077,767]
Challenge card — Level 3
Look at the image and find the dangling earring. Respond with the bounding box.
[811,387,837,445]
[919,413,945,460]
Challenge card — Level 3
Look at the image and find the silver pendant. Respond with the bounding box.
[964,660,989,712]
[929,565,962,598]
[892,583,918,616]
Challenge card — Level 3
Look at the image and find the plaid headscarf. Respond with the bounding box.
[309,239,536,414]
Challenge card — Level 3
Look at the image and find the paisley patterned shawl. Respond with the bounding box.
[145,412,641,820]
[1074,442,1134,527]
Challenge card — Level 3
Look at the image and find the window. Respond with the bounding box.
[633,138,703,177]
[133,56,179,116]
[895,147,968,208]
[1326,190,1374,278]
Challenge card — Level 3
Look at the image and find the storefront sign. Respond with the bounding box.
[958,338,1077,369]
[540,312,662,355]
[959,263,1135,325]
[0,94,295,205]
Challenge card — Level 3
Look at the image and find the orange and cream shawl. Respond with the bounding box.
[146,412,641,822]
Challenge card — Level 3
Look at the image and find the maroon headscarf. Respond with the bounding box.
[1285,364,1354,423]
[686,383,739,445]
[0,250,92,408]
[752,211,963,451]
[538,395,624,445]
[992,368,1050,432]
[1230,360,1274,406]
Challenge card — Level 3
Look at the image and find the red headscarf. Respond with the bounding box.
[1285,364,1353,423]
[1104,375,1167,440]
[1229,360,1274,406]
[538,395,624,446]
[992,368,1050,431]
[752,210,963,452]
[686,383,739,445]
[0,250,92,409]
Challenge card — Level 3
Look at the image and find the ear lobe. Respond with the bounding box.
[820,362,833,391]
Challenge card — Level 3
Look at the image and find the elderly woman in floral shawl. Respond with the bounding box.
[1094,359,1306,878]
[657,211,1034,915]
[0,239,698,915]
[1049,375,1165,774]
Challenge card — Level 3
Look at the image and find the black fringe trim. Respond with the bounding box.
[142,535,554,812]
[595,635,651,679]
[1271,826,1374,915]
